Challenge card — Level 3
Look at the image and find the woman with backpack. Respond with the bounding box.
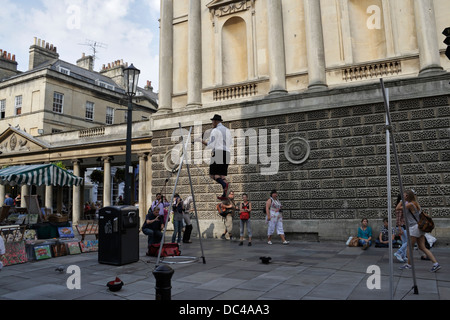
[239,193,252,246]
[397,190,441,272]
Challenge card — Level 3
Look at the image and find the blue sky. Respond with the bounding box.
[0,0,161,91]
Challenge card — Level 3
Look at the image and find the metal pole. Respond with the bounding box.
[380,78,419,295]
[155,127,193,266]
[385,88,394,300]
[124,97,133,205]
[178,123,206,264]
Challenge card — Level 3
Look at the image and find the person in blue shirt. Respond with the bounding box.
[4,194,14,206]
[358,218,372,250]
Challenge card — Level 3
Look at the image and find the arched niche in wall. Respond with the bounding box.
[334,0,397,64]
[348,0,387,63]
[207,0,257,86]
[222,16,248,84]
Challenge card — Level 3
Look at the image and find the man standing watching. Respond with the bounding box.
[4,194,14,206]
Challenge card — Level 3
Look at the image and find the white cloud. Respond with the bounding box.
[143,0,160,15]
[1,0,160,91]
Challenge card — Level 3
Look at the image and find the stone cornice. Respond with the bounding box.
[150,72,450,131]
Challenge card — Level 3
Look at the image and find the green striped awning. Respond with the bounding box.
[0,164,83,187]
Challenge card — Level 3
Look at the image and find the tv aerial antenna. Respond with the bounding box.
[78,39,108,67]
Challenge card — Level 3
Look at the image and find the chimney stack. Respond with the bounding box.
[145,80,154,92]
[28,37,59,70]
[100,59,128,88]
[0,49,19,80]
[76,52,94,71]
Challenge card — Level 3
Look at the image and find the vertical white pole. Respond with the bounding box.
[385,88,394,300]
[381,78,418,295]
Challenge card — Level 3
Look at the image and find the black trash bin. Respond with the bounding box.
[98,205,140,266]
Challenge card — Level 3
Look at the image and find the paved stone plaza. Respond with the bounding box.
[0,233,449,301]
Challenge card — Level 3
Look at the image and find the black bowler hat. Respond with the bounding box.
[210,114,223,122]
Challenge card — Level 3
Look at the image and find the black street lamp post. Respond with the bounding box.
[443,27,450,60]
[123,64,140,206]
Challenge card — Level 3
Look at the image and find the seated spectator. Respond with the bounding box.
[358,218,372,250]
[375,218,396,248]
[142,207,164,248]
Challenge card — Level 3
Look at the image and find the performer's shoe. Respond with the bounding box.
[217,194,228,200]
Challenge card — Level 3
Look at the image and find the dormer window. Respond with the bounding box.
[96,80,115,91]
[58,66,71,75]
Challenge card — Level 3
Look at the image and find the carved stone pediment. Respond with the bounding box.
[207,0,254,17]
[0,126,50,155]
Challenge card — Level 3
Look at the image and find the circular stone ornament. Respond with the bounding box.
[284,137,310,165]
[163,146,183,172]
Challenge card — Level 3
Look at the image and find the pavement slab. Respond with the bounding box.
[0,235,448,303]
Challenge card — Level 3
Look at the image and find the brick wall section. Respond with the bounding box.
[151,95,450,225]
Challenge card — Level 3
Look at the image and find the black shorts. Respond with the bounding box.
[209,150,230,176]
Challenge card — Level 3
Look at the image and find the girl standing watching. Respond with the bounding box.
[266,190,289,245]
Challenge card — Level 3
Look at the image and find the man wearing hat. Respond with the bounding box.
[199,114,231,200]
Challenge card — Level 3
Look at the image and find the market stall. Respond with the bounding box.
[0,164,85,266]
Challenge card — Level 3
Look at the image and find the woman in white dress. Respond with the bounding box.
[265,190,289,245]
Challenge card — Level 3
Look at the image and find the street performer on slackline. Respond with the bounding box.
[197,114,232,200]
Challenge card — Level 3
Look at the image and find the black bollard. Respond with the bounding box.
[152,264,174,300]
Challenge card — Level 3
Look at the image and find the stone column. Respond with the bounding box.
[102,156,112,207]
[413,0,443,75]
[146,152,153,212]
[187,0,202,109]
[304,0,328,90]
[72,160,81,225]
[21,184,29,208]
[0,185,5,206]
[138,154,148,225]
[45,185,53,211]
[267,0,287,95]
[158,0,174,113]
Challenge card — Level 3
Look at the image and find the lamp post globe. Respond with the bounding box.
[124,64,141,96]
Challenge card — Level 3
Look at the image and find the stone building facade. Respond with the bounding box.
[0,37,157,135]
[150,0,450,241]
[0,38,157,226]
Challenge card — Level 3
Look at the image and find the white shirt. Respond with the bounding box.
[207,123,231,152]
